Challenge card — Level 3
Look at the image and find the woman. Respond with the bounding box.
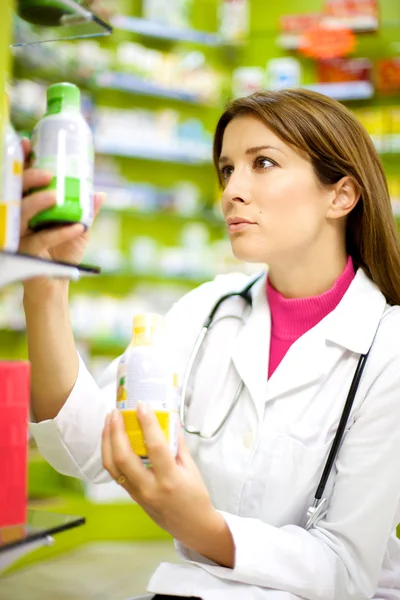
[22,89,400,600]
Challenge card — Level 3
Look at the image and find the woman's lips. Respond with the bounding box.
[228,222,255,233]
[226,218,256,233]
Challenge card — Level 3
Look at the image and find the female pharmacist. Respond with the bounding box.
[21,89,400,600]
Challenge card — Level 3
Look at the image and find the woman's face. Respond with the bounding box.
[219,115,335,266]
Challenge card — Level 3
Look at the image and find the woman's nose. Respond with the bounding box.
[222,175,251,205]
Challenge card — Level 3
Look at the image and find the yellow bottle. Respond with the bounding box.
[0,95,23,252]
[116,313,179,464]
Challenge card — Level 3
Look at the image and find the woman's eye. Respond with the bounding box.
[254,156,275,170]
[220,165,233,180]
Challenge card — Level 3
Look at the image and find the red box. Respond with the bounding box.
[0,361,30,527]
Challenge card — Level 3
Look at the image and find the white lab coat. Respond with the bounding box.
[29,268,400,600]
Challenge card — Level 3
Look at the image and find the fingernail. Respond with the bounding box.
[111,409,120,422]
[105,413,110,427]
[72,223,86,234]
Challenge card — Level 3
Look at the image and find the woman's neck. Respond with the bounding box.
[267,252,349,299]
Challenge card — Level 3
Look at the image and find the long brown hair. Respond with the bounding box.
[213,89,400,306]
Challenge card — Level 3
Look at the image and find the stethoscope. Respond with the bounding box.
[179,275,371,530]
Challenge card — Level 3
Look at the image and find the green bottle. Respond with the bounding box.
[16,0,77,27]
[29,82,94,232]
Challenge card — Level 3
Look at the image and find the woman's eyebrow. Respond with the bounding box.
[219,144,285,165]
[245,145,285,155]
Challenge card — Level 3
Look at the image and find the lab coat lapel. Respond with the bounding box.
[231,273,271,420]
[231,273,328,412]
[264,324,328,403]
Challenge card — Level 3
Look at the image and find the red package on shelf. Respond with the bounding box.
[0,361,30,528]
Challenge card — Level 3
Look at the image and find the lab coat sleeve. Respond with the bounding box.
[28,353,119,483]
[180,355,400,600]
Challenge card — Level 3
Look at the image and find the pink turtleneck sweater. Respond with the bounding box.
[266,256,356,378]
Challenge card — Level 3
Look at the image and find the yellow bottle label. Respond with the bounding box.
[13,160,22,176]
[121,409,170,457]
[116,355,128,409]
[0,204,8,248]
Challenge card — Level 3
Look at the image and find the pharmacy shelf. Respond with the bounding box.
[0,327,127,355]
[374,138,400,156]
[302,81,374,101]
[0,510,85,576]
[95,71,208,105]
[77,336,128,352]
[111,14,222,46]
[392,200,400,218]
[95,142,212,165]
[100,205,224,227]
[99,269,210,287]
[0,250,100,288]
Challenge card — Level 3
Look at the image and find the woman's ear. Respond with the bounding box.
[327,176,360,220]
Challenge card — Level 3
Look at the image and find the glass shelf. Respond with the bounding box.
[95,71,208,105]
[111,14,221,46]
[0,250,100,288]
[97,268,210,287]
[100,205,224,227]
[0,509,85,554]
[12,0,112,47]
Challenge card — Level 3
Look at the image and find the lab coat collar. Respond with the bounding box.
[251,266,386,355]
[231,266,386,415]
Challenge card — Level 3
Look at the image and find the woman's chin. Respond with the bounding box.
[231,245,267,265]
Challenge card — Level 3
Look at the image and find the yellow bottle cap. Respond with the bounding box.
[132,313,164,345]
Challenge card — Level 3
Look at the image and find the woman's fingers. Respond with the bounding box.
[20,223,84,256]
[102,414,120,480]
[20,190,57,235]
[176,425,192,467]
[137,403,175,478]
[109,410,147,489]
[93,192,106,220]
[23,168,53,193]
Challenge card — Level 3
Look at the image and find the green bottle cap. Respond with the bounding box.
[46,82,80,115]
